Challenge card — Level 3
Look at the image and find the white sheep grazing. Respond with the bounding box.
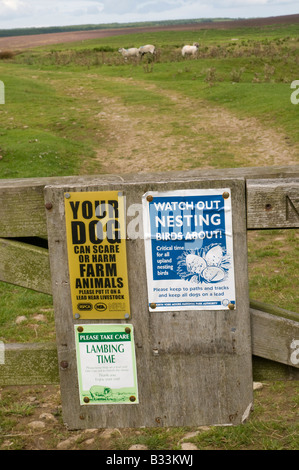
[181,42,199,57]
[118,47,140,59]
[139,44,156,56]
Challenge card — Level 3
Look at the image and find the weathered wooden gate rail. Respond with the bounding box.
[0,165,299,386]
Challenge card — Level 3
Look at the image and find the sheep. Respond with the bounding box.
[89,386,112,401]
[138,44,156,57]
[118,47,140,60]
[181,42,199,57]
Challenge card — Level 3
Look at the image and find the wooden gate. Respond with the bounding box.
[0,165,298,429]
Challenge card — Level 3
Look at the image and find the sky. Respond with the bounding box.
[0,0,298,30]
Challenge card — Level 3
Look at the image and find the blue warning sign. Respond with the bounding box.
[142,189,236,311]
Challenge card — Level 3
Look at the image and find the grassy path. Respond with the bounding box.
[40,70,299,175]
[91,75,299,173]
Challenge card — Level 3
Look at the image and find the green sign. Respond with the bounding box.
[75,324,139,405]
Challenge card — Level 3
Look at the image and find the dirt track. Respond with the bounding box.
[0,14,298,51]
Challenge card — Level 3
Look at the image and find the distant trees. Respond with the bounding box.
[0,19,220,38]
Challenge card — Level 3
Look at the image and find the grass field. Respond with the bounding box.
[0,19,298,450]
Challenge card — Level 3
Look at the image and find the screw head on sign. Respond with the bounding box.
[77,326,84,332]
[150,303,157,309]
[125,327,131,334]
[129,396,136,402]
[222,191,230,199]
[146,195,153,202]
[83,397,90,403]
[228,303,235,310]
[60,361,68,369]
[65,193,71,199]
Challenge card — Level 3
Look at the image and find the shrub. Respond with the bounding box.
[0,50,15,60]
[230,67,246,83]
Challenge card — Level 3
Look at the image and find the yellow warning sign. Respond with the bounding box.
[64,191,130,320]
